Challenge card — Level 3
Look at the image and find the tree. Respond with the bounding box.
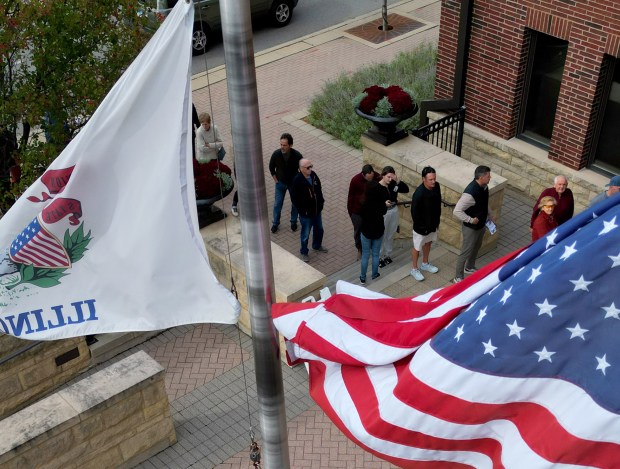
[0,0,150,212]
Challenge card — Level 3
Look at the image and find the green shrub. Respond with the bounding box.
[307,43,437,149]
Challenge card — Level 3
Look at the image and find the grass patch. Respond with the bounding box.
[307,43,437,149]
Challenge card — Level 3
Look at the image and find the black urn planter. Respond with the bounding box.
[355,104,419,146]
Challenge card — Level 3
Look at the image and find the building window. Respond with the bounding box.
[518,32,569,148]
[591,57,620,175]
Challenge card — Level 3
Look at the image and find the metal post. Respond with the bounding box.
[219,1,290,468]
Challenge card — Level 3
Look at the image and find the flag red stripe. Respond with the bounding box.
[308,362,475,469]
[292,325,366,366]
[397,361,620,467]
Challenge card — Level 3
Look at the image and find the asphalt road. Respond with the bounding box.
[191,0,400,74]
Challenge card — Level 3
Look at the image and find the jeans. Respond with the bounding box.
[299,214,324,255]
[360,233,383,280]
[273,181,298,227]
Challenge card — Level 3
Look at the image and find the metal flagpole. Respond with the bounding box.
[218,1,291,468]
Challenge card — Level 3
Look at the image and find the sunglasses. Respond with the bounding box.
[543,204,555,208]
[302,165,313,169]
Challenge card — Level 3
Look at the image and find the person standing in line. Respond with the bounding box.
[268,133,302,233]
[409,166,441,281]
[589,175,620,207]
[195,112,224,163]
[452,165,494,284]
[358,170,394,285]
[378,166,409,268]
[290,159,328,262]
[347,164,380,258]
[530,175,573,229]
[531,196,558,242]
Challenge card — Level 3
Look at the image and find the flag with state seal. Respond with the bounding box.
[0,0,239,340]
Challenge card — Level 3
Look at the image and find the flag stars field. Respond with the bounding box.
[476,307,487,323]
[454,325,464,341]
[610,252,620,267]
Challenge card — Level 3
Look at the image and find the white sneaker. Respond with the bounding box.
[231,206,239,217]
[452,277,463,284]
[420,262,439,274]
[410,268,425,281]
[464,266,477,275]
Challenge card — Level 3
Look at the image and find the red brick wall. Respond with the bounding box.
[436,0,620,170]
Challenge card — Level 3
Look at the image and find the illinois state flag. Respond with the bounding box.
[274,194,620,468]
[0,1,240,340]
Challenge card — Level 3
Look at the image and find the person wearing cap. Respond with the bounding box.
[589,175,620,207]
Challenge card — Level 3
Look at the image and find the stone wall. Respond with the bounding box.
[361,134,507,256]
[0,351,175,469]
[0,335,90,419]
[459,122,609,215]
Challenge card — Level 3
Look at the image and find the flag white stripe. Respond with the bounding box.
[412,343,620,443]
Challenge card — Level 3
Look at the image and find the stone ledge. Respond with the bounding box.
[0,351,175,469]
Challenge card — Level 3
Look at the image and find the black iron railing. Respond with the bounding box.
[411,106,466,156]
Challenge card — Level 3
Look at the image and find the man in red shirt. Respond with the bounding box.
[347,164,379,257]
[530,175,574,229]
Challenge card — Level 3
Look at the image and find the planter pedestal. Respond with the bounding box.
[355,105,418,146]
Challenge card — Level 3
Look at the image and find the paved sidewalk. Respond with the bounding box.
[121,1,537,467]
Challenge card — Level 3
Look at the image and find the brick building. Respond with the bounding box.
[435,0,620,176]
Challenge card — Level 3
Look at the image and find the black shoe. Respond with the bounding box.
[271,225,278,233]
[378,259,386,268]
[359,276,366,285]
[372,272,381,280]
[384,257,393,265]
[291,222,298,232]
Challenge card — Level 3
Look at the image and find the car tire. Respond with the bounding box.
[270,1,293,27]
[192,21,210,56]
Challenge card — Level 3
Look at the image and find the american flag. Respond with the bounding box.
[273,194,620,468]
[9,217,70,269]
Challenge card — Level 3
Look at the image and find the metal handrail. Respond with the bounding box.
[0,340,43,366]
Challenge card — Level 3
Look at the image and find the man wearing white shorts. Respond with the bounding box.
[410,167,442,281]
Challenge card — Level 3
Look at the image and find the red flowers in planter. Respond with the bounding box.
[357,85,415,118]
[193,159,234,200]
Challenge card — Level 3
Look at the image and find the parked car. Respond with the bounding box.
[139,0,299,56]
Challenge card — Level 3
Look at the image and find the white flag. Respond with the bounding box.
[0,1,240,340]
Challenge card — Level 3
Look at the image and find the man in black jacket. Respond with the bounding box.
[290,159,327,262]
[409,166,441,281]
[268,133,302,233]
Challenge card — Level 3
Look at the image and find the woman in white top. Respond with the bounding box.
[195,112,223,163]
